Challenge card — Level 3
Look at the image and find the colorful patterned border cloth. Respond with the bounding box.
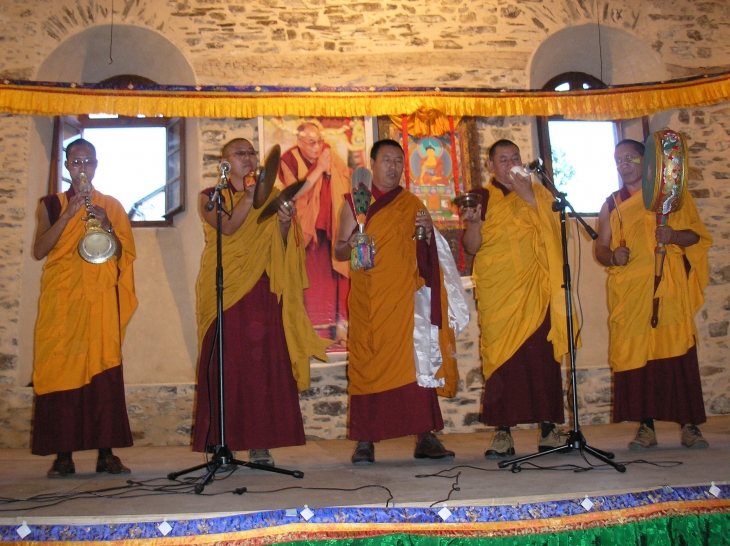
[2,71,730,120]
[1,484,728,545]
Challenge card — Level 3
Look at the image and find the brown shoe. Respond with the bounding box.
[96,455,131,474]
[47,457,75,478]
[351,441,375,465]
[414,433,455,459]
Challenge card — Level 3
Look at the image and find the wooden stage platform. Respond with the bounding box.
[1,418,728,544]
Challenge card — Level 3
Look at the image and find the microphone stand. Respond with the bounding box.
[498,165,626,473]
[168,168,304,493]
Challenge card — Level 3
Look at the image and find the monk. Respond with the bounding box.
[193,138,329,467]
[32,138,137,477]
[278,120,351,345]
[595,139,712,450]
[334,139,460,464]
[461,139,574,459]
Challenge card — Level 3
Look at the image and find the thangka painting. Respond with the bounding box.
[378,112,481,274]
[409,135,460,228]
[262,116,368,352]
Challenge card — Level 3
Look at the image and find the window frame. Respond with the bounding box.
[48,75,186,227]
[49,114,186,227]
[536,73,612,214]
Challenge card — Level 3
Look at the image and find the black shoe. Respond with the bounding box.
[351,441,375,464]
[414,433,455,459]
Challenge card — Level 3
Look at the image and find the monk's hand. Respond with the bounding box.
[83,203,112,231]
[656,225,676,245]
[415,208,433,235]
[458,204,481,224]
[62,189,89,221]
[347,231,359,249]
[277,198,296,226]
[508,170,536,205]
[317,147,332,175]
[612,245,630,266]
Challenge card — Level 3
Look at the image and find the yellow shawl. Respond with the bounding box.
[348,189,459,397]
[33,190,137,396]
[196,189,330,391]
[473,183,574,381]
[607,190,711,372]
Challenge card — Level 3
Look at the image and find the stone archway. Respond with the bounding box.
[528,23,667,89]
[36,24,195,84]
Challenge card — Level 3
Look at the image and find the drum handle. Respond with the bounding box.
[610,193,626,247]
[654,213,668,276]
[651,212,669,328]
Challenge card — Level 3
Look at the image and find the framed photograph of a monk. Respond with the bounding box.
[263,116,368,352]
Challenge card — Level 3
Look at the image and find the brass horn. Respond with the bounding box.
[77,173,117,264]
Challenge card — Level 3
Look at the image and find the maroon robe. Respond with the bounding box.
[480,310,565,427]
[192,274,305,452]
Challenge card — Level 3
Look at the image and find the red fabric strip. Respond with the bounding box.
[401,115,410,190]
[448,116,460,196]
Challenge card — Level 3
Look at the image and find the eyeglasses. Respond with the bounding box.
[299,138,324,147]
[69,158,98,167]
[226,150,257,158]
[615,155,642,166]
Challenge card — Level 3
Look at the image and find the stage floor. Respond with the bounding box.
[1,417,728,523]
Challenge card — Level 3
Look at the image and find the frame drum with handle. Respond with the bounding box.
[642,128,688,216]
[641,128,688,328]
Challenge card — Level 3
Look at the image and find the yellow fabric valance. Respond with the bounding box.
[1,72,730,119]
[388,107,462,137]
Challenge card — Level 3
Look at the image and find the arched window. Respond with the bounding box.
[536,72,621,214]
[49,75,186,226]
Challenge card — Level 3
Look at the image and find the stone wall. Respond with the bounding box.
[0,0,729,448]
[0,113,31,448]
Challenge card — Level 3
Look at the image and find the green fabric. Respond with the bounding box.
[281,512,730,546]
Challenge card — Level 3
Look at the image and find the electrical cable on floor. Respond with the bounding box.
[0,471,395,511]
[415,458,683,504]
[233,484,394,507]
[416,458,683,478]
[413,471,461,507]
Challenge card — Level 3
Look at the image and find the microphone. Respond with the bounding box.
[524,158,543,174]
[207,163,231,211]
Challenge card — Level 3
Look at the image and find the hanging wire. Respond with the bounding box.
[597,0,604,82]
[109,0,114,64]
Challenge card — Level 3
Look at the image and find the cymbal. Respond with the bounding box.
[257,180,305,224]
[453,192,482,209]
[253,144,281,209]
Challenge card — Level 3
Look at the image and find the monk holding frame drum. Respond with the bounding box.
[595,134,712,451]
